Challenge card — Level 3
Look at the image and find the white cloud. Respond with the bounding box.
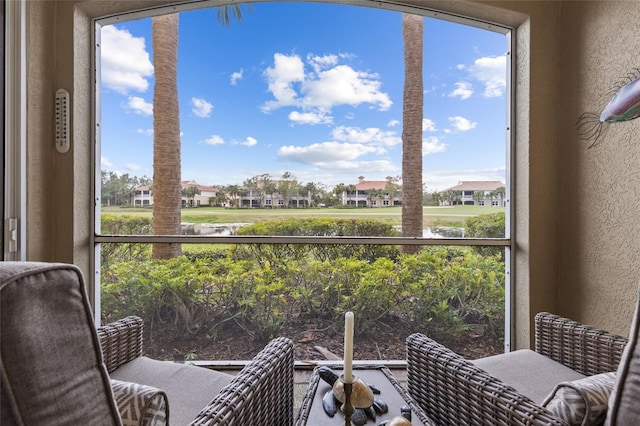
[261,53,392,121]
[100,25,153,95]
[388,119,400,127]
[325,160,397,173]
[204,135,224,145]
[289,110,333,125]
[303,65,392,111]
[277,142,395,174]
[191,97,213,118]
[449,116,477,131]
[422,118,437,132]
[469,55,507,97]
[423,136,447,155]
[230,68,244,85]
[137,128,153,136]
[331,126,401,147]
[278,141,376,163]
[101,156,113,168]
[126,96,153,116]
[125,163,143,172]
[238,136,257,147]
[262,53,306,111]
[449,82,473,100]
[307,53,338,73]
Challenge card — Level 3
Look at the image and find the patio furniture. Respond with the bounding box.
[1,261,294,426]
[295,365,436,425]
[406,308,638,426]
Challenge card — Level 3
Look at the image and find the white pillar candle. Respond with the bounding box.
[344,311,354,383]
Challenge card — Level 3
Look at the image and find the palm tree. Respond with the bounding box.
[333,183,346,206]
[401,13,424,254]
[226,184,240,208]
[152,13,181,259]
[473,191,484,206]
[243,176,259,208]
[185,186,200,207]
[491,186,506,206]
[151,6,250,259]
[304,182,319,207]
[214,190,227,207]
[278,171,298,208]
[345,184,356,207]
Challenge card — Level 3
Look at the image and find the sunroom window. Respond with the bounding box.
[94,1,512,362]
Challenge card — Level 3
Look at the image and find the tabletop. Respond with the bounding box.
[295,365,435,426]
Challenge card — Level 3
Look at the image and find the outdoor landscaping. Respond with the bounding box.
[100,207,506,361]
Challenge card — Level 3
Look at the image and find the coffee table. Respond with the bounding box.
[295,365,435,425]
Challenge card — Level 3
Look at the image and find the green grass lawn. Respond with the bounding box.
[102,205,504,227]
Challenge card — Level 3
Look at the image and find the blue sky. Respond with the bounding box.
[99,2,507,191]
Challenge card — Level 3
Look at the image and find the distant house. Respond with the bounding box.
[440,181,506,207]
[340,176,402,208]
[180,180,219,207]
[132,185,152,207]
[132,180,220,207]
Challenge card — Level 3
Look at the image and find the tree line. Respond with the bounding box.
[101,169,447,209]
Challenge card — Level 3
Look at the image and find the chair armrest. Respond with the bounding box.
[535,312,628,376]
[188,337,294,426]
[406,333,567,426]
[97,316,144,373]
[111,379,169,426]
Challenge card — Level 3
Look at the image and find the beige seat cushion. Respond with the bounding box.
[110,357,234,425]
[472,349,587,404]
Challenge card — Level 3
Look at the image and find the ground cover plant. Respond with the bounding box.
[100,212,506,361]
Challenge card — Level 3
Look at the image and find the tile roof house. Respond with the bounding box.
[441,181,506,207]
[341,176,402,207]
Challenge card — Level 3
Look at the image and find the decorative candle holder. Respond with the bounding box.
[333,374,375,425]
[342,380,354,425]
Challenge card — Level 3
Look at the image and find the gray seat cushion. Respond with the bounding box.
[472,349,586,404]
[606,288,640,425]
[110,356,234,425]
[0,262,121,426]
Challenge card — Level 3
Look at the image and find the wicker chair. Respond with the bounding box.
[1,262,294,426]
[98,316,295,425]
[406,312,629,426]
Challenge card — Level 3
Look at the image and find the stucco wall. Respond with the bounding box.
[22,0,639,346]
[557,1,640,337]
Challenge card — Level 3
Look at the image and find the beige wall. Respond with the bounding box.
[22,0,639,346]
[556,1,640,336]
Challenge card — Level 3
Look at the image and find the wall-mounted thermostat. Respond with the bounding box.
[55,88,70,153]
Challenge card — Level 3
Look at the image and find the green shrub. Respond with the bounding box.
[101,218,506,351]
[465,212,505,259]
[100,214,152,267]
[234,218,400,263]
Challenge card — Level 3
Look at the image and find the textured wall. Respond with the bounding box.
[558,1,640,336]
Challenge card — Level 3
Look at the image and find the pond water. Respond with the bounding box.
[181,223,252,236]
[182,223,465,238]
